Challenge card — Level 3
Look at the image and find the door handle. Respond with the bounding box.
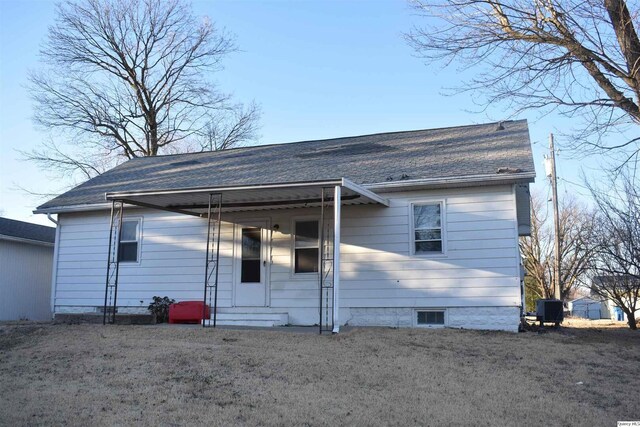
[263,260,266,266]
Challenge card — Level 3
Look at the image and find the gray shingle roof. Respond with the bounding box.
[0,218,56,243]
[37,119,534,210]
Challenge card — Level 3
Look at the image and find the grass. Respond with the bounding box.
[0,321,638,426]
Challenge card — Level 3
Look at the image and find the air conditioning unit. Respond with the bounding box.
[536,299,564,326]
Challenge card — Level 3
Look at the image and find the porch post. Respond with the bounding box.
[332,185,341,333]
[103,200,123,325]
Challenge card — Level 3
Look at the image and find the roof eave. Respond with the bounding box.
[104,179,346,200]
[34,173,533,214]
[35,178,391,214]
[0,234,55,246]
[364,172,536,192]
[34,202,115,215]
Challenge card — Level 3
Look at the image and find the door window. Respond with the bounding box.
[241,227,261,283]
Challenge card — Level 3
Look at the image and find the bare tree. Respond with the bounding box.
[26,0,259,181]
[520,193,595,301]
[407,0,640,166]
[199,102,261,152]
[588,171,640,329]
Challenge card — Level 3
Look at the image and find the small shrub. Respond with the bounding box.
[148,296,175,323]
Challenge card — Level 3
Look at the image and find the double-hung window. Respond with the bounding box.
[412,202,444,254]
[118,219,140,263]
[294,220,319,273]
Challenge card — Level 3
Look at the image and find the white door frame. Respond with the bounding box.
[232,218,270,307]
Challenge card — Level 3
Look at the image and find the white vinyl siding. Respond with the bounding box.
[52,185,521,324]
[337,185,520,310]
[54,211,234,310]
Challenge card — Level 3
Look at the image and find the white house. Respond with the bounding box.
[0,218,55,321]
[35,120,535,332]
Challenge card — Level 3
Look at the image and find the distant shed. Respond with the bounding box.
[569,297,613,320]
[0,218,56,321]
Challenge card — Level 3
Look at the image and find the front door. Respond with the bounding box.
[234,220,269,306]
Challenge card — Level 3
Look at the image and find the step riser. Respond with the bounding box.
[210,312,288,327]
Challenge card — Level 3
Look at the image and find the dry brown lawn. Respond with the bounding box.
[0,321,638,426]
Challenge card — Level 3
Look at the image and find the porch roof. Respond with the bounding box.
[104,178,388,216]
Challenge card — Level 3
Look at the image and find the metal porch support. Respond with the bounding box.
[203,193,222,327]
[319,188,334,334]
[103,200,124,325]
[319,185,341,334]
[332,185,341,334]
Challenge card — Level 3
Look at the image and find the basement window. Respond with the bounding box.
[416,310,445,326]
[118,219,140,263]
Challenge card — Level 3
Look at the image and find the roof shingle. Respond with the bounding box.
[0,218,56,243]
[38,119,534,210]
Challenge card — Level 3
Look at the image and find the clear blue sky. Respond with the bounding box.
[0,0,600,225]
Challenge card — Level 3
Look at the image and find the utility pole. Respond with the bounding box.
[545,133,562,300]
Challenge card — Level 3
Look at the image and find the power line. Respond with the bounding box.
[557,176,626,202]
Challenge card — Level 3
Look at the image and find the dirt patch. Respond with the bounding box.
[0,323,638,426]
[0,322,51,351]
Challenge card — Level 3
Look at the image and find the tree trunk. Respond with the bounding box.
[627,313,637,330]
[149,114,158,156]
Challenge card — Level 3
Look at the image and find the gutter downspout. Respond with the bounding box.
[46,213,58,225]
[49,221,61,319]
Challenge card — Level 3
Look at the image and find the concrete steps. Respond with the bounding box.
[210,311,288,327]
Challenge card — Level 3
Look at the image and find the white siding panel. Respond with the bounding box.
[448,228,515,241]
[447,220,514,232]
[447,210,514,223]
[54,210,231,310]
[448,238,515,251]
[342,248,517,261]
[336,184,520,311]
[342,225,408,235]
[53,185,521,319]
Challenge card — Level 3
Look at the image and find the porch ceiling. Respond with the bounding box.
[105,178,389,216]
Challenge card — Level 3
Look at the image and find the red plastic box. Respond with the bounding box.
[168,301,210,324]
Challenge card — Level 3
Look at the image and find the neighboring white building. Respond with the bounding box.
[0,218,56,321]
[588,276,640,324]
[568,297,614,320]
[35,120,535,332]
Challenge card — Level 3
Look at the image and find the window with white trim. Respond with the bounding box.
[294,220,319,273]
[412,202,443,254]
[416,310,445,326]
[118,219,140,263]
